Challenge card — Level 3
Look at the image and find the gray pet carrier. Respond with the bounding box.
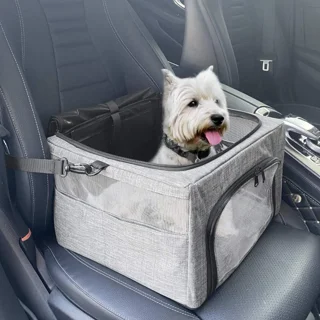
[7,89,285,308]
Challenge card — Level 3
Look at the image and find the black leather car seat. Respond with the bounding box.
[0,262,29,320]
[0,0,170,236]
[220,0,266,99]
[0,0,320,319]
[181,0,320,126]
[181,0,289,100]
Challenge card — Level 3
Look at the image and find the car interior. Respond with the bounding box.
[1,0,320,319]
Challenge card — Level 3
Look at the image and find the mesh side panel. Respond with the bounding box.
[223,114,260,144]
[214,163,279,286]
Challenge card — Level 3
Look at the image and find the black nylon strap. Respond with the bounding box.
[5,155,108,176]
[6,155,66,175]
[256,0,278,102]
[261,0,276,64]
[106,100,121,143]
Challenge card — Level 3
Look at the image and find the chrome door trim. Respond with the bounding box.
[173,0,185,9]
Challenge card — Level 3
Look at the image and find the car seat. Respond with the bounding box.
[181,0,320,127]
[0,0,320,319]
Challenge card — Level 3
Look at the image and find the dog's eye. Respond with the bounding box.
[188,100,198,107]
[215,99,220,106]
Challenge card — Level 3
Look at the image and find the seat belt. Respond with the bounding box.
[5,155,109,177]
[0,120,108,177]
[259,0,276,74]
[255,0,280,103]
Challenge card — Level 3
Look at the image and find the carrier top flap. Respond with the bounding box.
[48,115,284,191]
[47,88,158,136]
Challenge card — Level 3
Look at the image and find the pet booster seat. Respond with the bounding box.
[8,88,285,308]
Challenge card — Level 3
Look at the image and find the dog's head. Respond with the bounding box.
[162,66,229,151]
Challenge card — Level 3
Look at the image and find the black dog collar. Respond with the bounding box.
[163,134,211,163]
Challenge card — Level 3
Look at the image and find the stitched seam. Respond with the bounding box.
[102,0,159,90]
[14,0,25,70]
[35,0,52,228]
[0,98,3,124]
[46,246,126,320]
[0,88,35,228]
[200,0,233,85]
[0,21,49,230]
[283,178,310,231]
[127,2,169,71]
[66,249,199,319]
[37,0,63,112]
[82,0,118,98]
[283,178,319,224]
[49,139,188,195]
[284,177,320,207]
[55,189,187,235]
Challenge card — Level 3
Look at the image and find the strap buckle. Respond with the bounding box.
[260,59,273,72]
[63,160,106,177]
[60,159,96,177]
[68,163,93,175]
[60,158,70,177]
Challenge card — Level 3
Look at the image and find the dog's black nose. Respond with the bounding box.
[211,114,224,126]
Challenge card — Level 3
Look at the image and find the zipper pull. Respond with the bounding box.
[261,170,266,183]
[254,172,259,187]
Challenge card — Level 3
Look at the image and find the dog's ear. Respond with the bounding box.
[207,65,214,72]
[162,69,178,87]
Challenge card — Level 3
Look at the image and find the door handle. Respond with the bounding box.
[173,0,185,9]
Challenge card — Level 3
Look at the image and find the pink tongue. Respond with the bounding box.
[204,131,222,146]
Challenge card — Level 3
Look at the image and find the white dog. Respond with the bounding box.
[151,66,230,165]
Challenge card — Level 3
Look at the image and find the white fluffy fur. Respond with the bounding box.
[151,66,229,165]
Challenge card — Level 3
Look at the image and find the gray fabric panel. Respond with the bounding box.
[48,115,285,308]
[54,190,189,305]
[55,172,189,234]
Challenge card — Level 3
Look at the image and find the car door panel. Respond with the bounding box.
[282,153,320,235]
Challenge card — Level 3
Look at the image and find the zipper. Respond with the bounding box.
[57,110,261,172]
[206,157,280,296]
[254,165,267,187]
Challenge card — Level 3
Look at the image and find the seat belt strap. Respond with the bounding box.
[1,122,108,177]
[106,100,121,152]
[6,155,68,175]
[5,155,108,177]
[259,0,276,74]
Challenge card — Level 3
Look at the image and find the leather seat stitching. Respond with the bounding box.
[0,88,35,228]
[200,0,233,85]
[66,249,199,319]
[126,2,170,72]
[14,0,25,70]
[284,177,320,207]
[102,0,159,90]
[47,246,126,320]
[0,22,50,229]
